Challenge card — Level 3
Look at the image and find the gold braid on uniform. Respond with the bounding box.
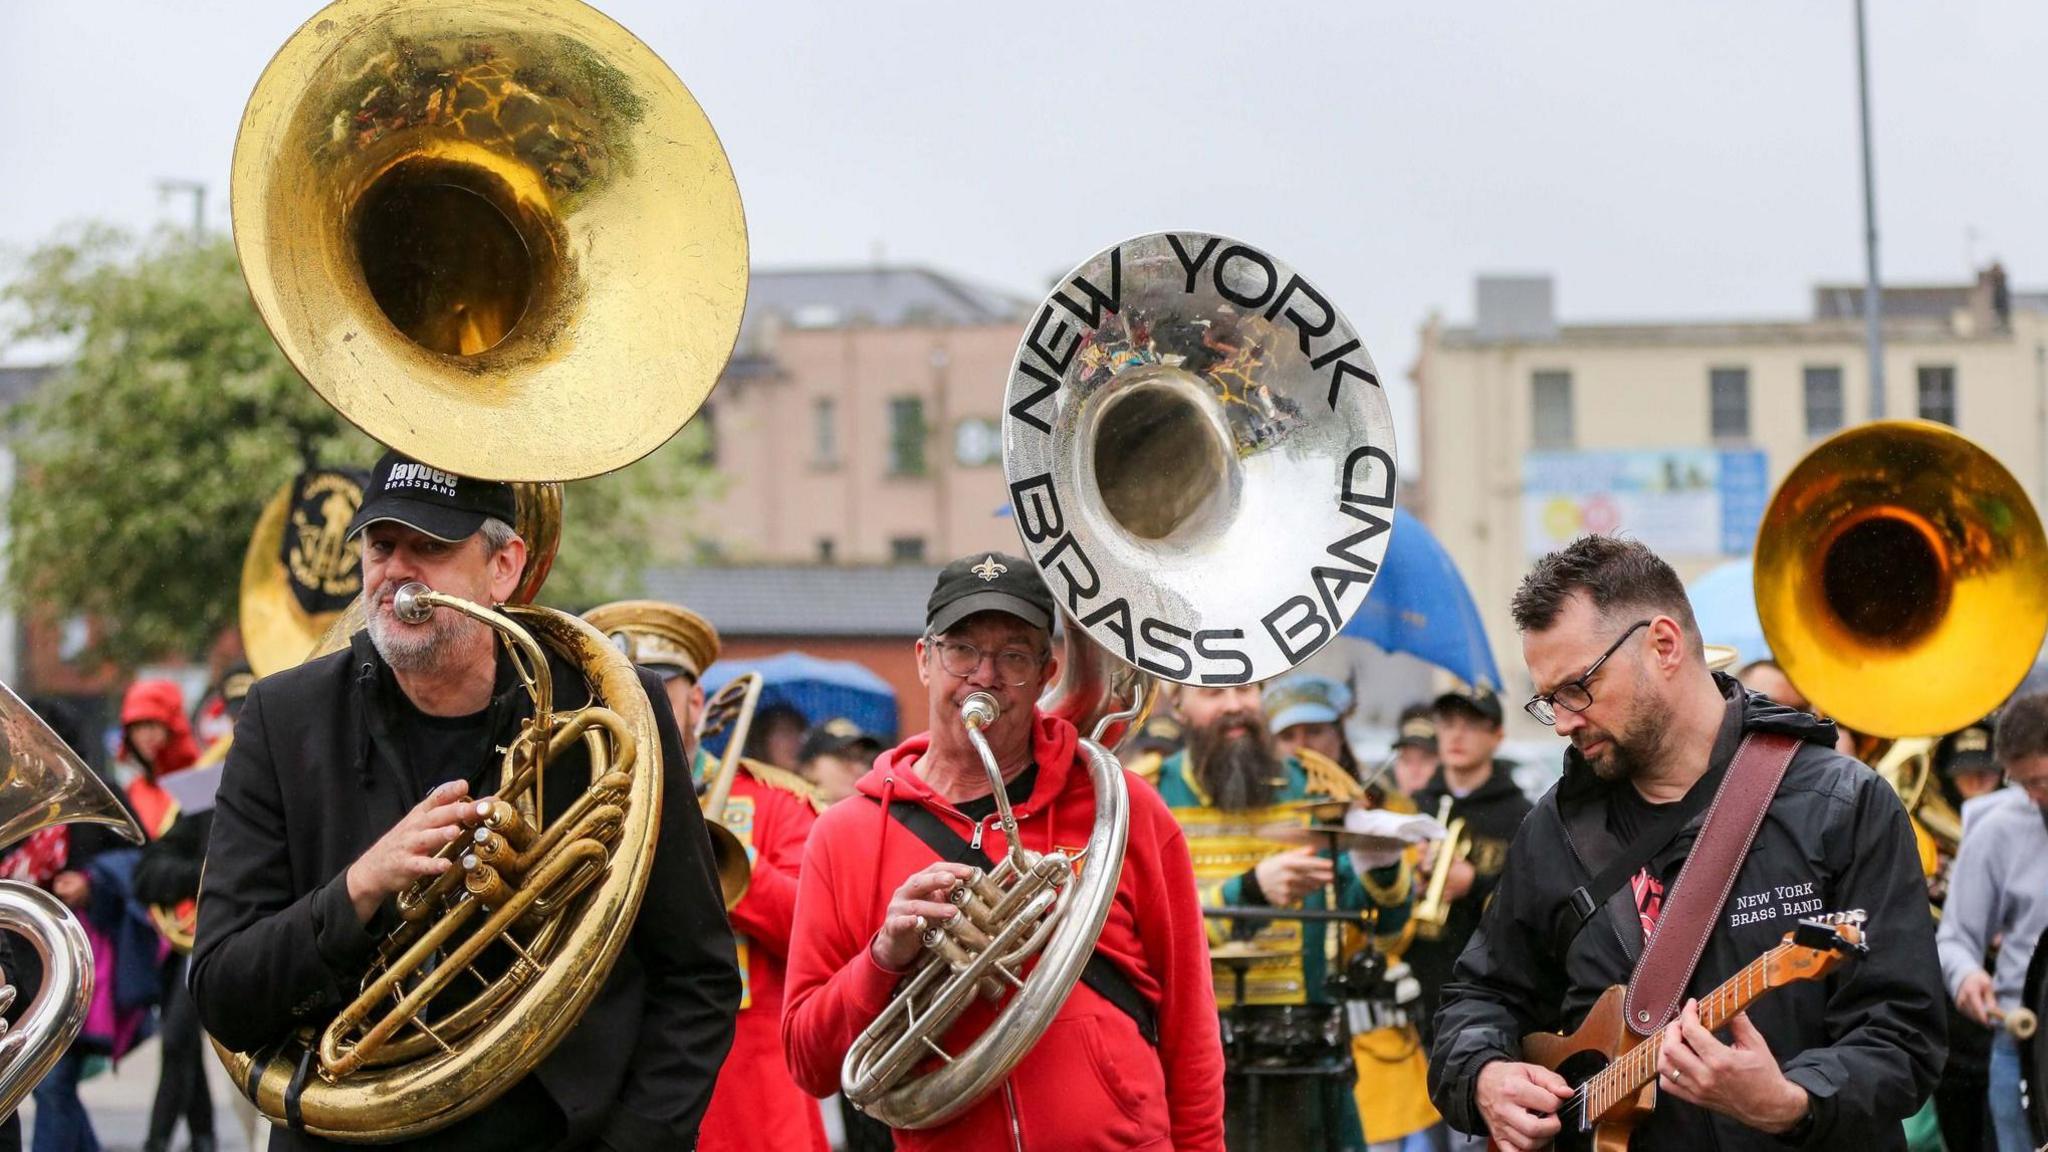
[1295,746,1365,803]
[741,757,828,814]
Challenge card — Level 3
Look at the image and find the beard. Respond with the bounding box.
[366,576,491,674]
[1574,700,1667,784]
[1189,709,1283,811]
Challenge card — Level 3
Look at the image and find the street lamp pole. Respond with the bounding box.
[1854,0,1885,419]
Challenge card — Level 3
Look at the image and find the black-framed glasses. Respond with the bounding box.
[1524,619,1651,725]
[929,636,1048,687]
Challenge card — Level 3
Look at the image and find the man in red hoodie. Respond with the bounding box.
[784,553,1226,1151]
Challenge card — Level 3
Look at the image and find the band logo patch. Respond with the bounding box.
[284,469,367,615]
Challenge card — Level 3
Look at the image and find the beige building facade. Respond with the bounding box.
[1416,268,2048,715]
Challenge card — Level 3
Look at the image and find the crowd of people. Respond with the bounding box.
[2,464,2044,1152]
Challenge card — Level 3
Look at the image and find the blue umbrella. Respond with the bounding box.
[1687,559,1767,669]
[1340,507,1502,690]
[701,651,900,744]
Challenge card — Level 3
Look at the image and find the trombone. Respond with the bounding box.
[693,673,764,909]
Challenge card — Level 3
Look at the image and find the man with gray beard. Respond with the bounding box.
[1155,683,1414,1150]
[192,450,740,1152]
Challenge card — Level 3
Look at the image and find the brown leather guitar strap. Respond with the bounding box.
[1621,731,1800,1038]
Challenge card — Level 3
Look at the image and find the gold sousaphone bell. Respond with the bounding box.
[1755,419,2048,739]
[233,0,747,483]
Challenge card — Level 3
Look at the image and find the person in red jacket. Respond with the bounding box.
[783,553,1226,1152]
[117,678,214,1152]
[583,599,830,1152]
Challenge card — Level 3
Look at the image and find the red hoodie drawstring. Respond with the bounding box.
[870,775,897,928]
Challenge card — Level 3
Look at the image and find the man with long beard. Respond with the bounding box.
[1428,534,1943,1152]
[1156,683,1414,1151]
[193,450,740,1151]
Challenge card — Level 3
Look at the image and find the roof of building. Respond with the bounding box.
[640,564,942,637]
[0,365,54,410]
[738,266,1030,348]
[1436,316,1991,350]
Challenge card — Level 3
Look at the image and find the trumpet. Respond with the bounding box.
[1412,796,1470,940]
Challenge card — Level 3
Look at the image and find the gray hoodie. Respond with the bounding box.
[1937,794,2048,1009]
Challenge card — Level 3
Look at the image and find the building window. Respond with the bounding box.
[887,397,928,476]
[1531,371,1573,449]
[889,536,926,564]
[813,398,839,467]
[1709,368,1750,441]
[1917,365,1957,426]
[1803,366,1844,438]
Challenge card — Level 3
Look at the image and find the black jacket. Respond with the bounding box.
[1428,679,1945,1150]
[1407,761,1534,1026]
[192,631,741,1151]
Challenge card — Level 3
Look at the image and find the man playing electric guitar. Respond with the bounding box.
[1427,537,1945,1151]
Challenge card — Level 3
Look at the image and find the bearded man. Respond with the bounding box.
[1156,682,1414,1151]
[1427,534,1943,1152]
[192,450,741,1152]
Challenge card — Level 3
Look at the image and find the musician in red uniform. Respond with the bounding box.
[583,600,829,1152]
[783,553,1225,1152]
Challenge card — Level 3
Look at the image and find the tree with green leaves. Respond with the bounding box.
[3,226,717,671]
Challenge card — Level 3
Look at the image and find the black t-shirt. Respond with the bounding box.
[395,698,495,795]
[955,763,1039,825]
[1607,784,1683,936]
[1606,782,1681,844]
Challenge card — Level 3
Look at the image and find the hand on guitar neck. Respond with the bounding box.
[1479,911,1865,1151]
[1651,999,1808,1133]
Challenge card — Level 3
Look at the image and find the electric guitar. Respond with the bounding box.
[1490,910,1867,1152]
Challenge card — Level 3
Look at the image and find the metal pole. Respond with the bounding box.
[1854,0,1885,419]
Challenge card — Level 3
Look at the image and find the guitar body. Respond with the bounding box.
[1489,985,1652,1152]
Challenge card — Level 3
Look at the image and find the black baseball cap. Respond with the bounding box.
[799,717,880,764]
[1936,718,1998,778]
[1392,704,1437,751]
[1432,685,1504,727]
[927,553,1055,635]
[344,450,519,543]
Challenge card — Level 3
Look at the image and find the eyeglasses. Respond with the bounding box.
[929,636,1048,687]
[1524,619,1651,726]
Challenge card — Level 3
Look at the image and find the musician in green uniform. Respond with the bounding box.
[1155,680,1412,1151]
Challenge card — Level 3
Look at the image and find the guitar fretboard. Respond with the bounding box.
[1576,944,1782,1125]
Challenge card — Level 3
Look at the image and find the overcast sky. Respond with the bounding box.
[5,2,2046,455]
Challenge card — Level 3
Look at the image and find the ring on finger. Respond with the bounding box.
[1669,1067,1682,1082]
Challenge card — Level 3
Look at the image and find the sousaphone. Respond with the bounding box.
[841,232,1398,1127]
[216,0,746,1139]
[1756,420,2048,739]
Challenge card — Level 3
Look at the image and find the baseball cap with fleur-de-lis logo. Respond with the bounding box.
[927,552,1054,635]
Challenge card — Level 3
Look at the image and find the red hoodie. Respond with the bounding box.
[783,712,1224,1152]
[119,678,200,838]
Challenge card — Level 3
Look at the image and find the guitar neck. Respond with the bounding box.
[1593,946,1780,1102]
